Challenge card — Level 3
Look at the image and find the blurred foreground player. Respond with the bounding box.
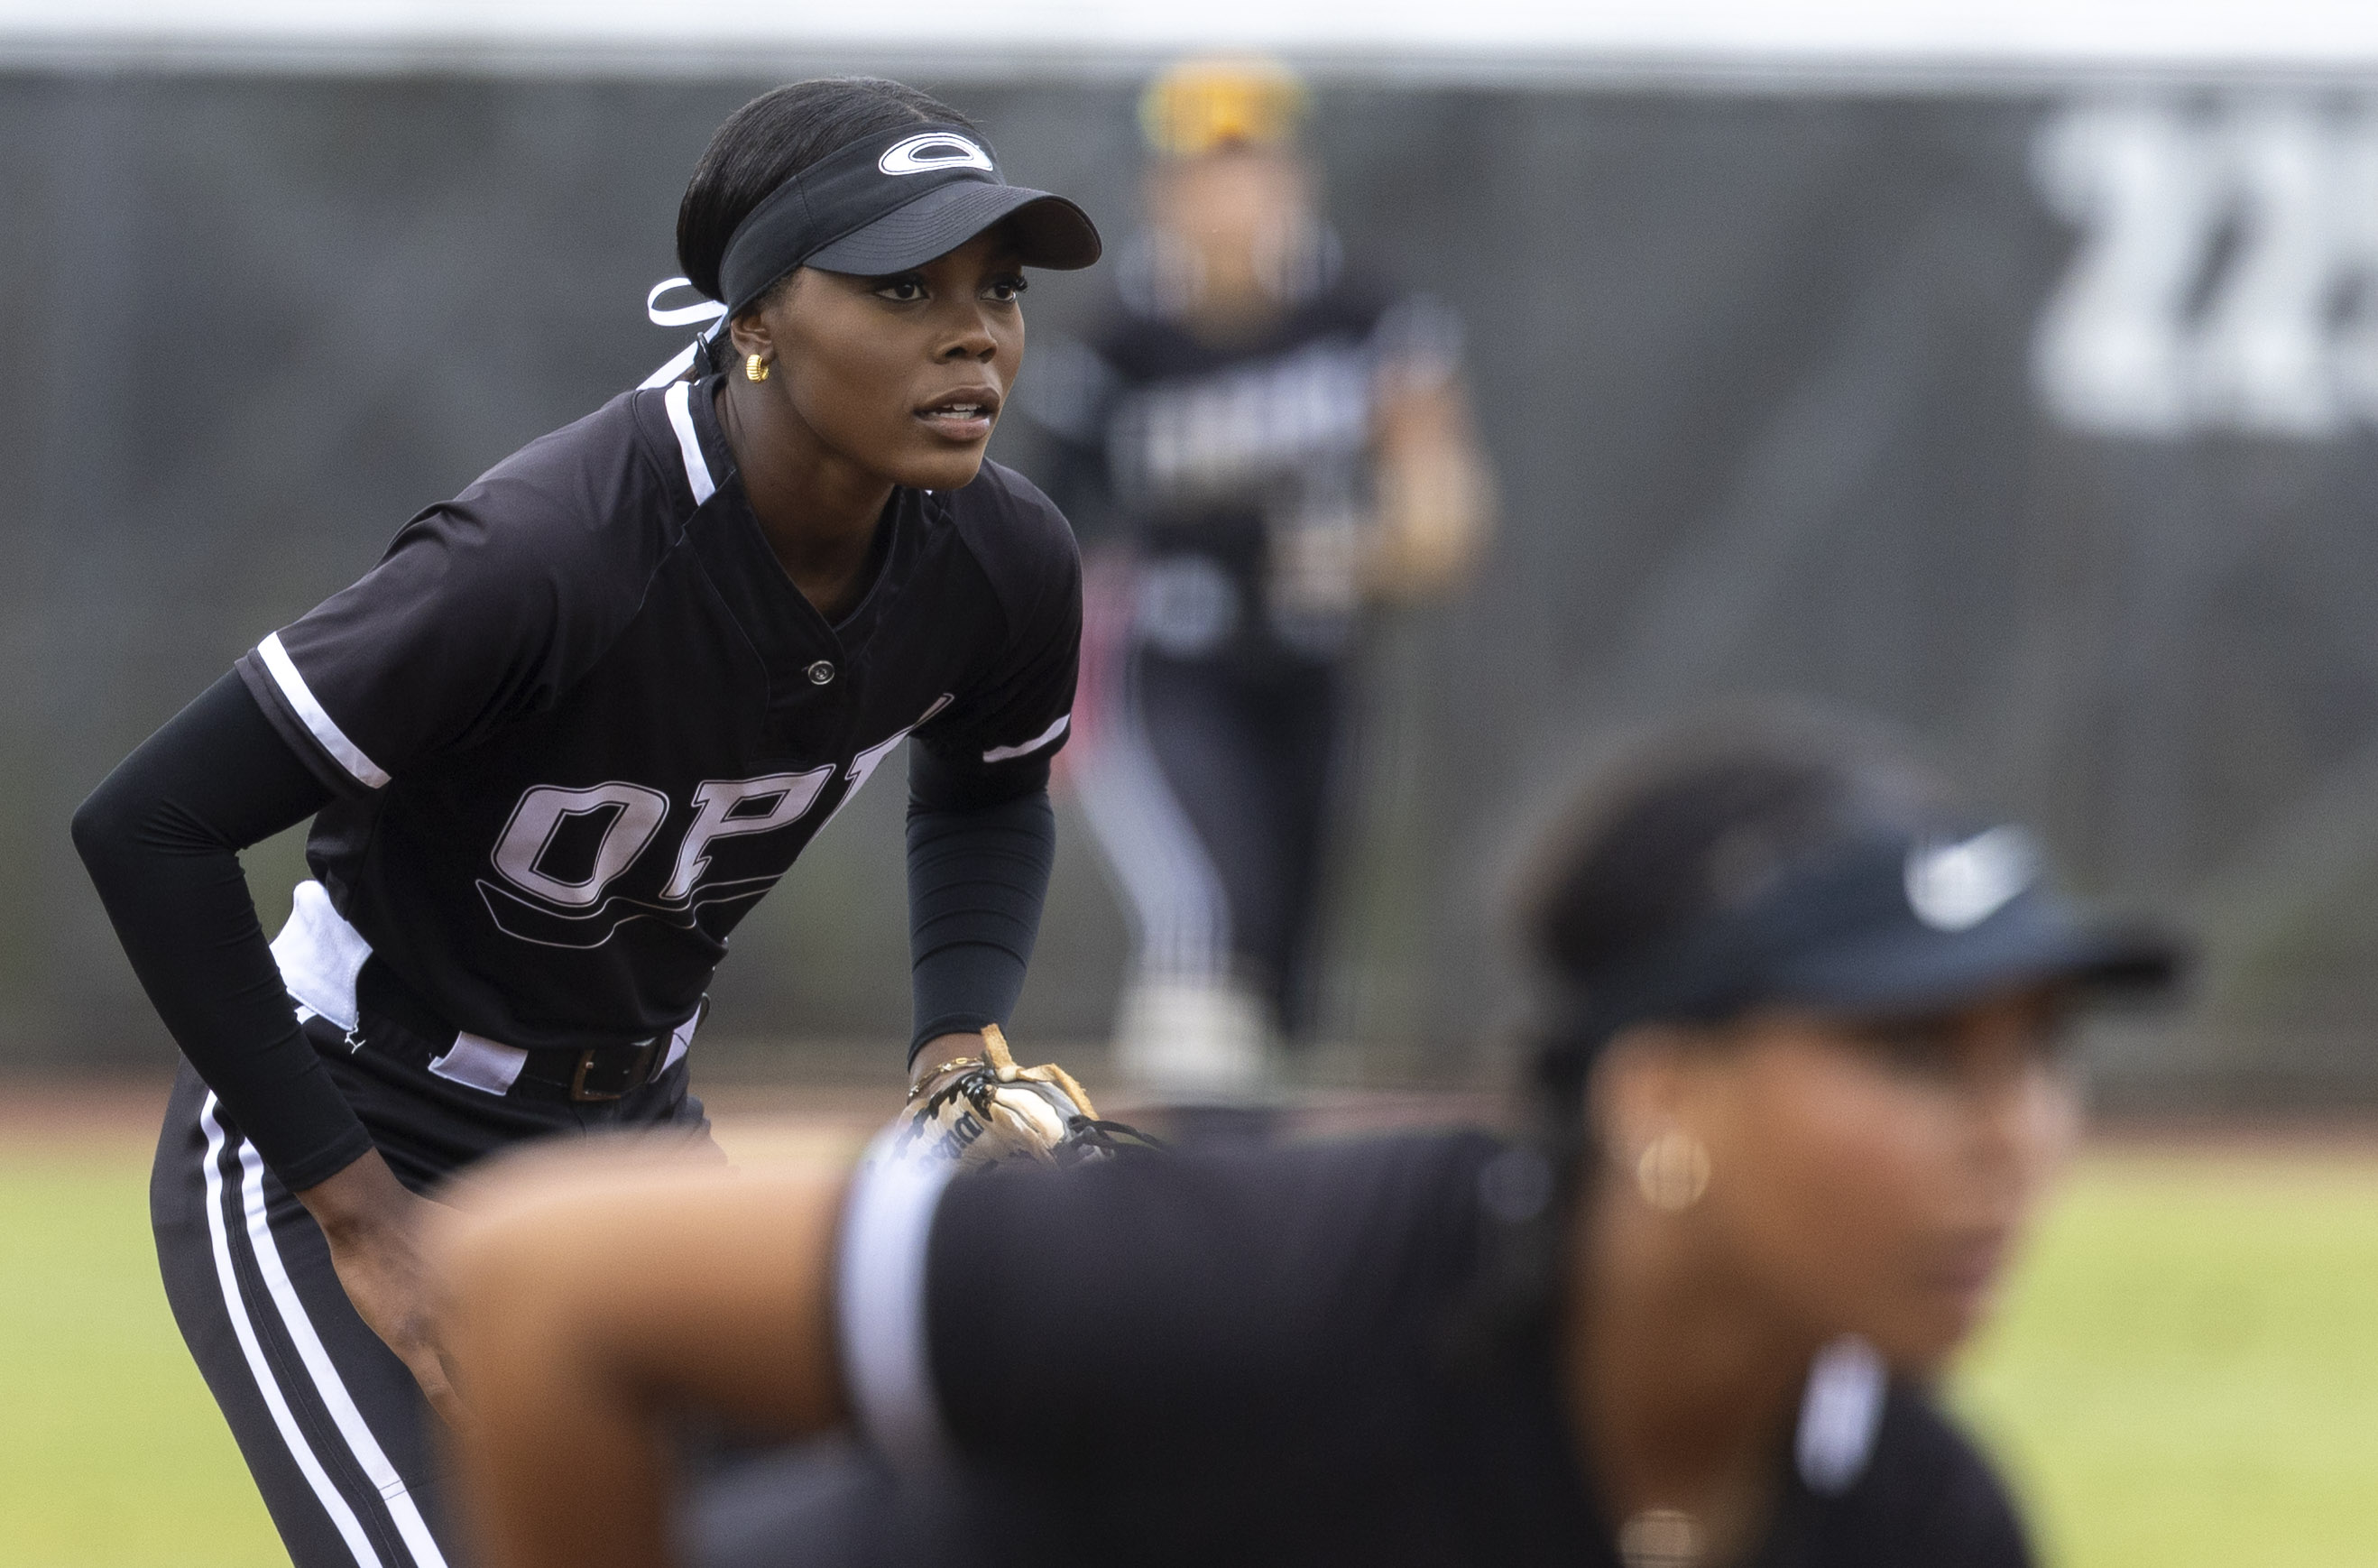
[431,711,2180,1568]
[1034,58,1495,1093]
[72,76,1105,1568]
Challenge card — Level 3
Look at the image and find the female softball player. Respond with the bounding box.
[427,709,2180,1568]
[73,76,1101,1568]
[1032,58,1494,1093]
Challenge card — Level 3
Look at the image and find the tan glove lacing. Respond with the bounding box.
[905,1025,1100,1121]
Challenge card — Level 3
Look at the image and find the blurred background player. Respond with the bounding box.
[426,705,2181,1568]
[1031,58,1496,1096]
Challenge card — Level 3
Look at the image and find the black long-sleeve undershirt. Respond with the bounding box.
[70,672,364,1187]
[75,672,1061,1185]
[905,745,1059,1064]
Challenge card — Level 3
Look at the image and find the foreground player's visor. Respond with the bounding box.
[717,123,1101,316]
[1562,822,2182,1039]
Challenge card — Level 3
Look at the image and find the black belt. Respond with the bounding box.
[340,961,695,1104]
[525,1038,665,1102]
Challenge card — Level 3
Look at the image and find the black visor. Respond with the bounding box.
[1558,822,2182,1049]
[717,124,1101,316]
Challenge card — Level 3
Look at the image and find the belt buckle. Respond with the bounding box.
[569,1038,659,1103]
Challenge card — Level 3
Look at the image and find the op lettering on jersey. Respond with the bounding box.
[237,375,1079,1054]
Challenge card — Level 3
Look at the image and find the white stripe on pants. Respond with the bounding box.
[166,1078,452,1568]
[1071,645,1231,984]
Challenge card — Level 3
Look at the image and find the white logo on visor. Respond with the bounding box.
[1904,827,2040,932]
[879,133,994,177]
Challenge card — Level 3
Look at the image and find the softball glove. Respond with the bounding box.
[896,1026,1159,1170]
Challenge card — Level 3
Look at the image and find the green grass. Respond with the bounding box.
[1956,1150,2378,1567]
[2,1141,2373,1567]
[0,1148,284,1568]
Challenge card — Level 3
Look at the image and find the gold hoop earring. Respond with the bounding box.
[745,353,770,383]
[1635,1130,1710,1213]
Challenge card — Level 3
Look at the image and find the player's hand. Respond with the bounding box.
[1363,378,1493,602]
[297,1150,467,1430]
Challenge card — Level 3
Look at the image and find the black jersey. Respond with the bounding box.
[235,374,1078,1055]
[830,1133,2033,1568]
[1032,261,1461,663]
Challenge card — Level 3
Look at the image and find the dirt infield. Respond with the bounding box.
[7,1069,2375,1166]
[0,1071,1524,1167]
[0,1076,177,1153]
[0,1074,916,1163]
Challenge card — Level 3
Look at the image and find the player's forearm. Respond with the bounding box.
[1367,381,1495,600]
[298,1145,422,1241]
[449,1313,674,1568]
[437,1151,854,1450]
[70,671,368,1186]
[439,1158,853,1565]
[905,785,1057,1063]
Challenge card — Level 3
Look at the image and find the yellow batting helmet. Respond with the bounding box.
[1138,57,1311,159]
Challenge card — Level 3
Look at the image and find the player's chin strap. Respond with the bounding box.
[641,277,729,390]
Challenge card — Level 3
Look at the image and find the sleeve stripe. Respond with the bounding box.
[982,711,1069,764]
[834,1130,959,1471]
[663,379,716,505]
[256,632,391,789]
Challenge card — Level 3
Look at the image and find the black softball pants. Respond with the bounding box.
[1085,643,1344,1035]
[151,1015,711,1568]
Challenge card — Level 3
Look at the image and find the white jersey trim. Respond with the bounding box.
[1795,1335,1886,1494]
[257,632,391,789]
[836,1128,960,1472]
[270,881,373,1033]
[982,711,1070,764]
[427,1033,529,1095]
[664,378,716,506]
